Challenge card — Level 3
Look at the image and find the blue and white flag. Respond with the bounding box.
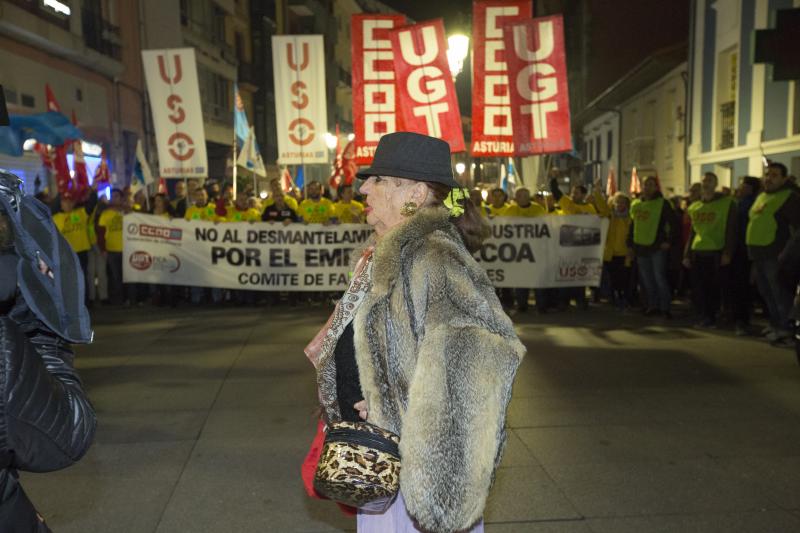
[133,138,154,190]
[236,126,266,177]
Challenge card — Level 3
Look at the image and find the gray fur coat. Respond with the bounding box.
[319,208,525,533]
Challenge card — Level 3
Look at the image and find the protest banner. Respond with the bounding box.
[141,48,208,177]
[471,1,532,157]
[504,15,572,155]
[272,35,328,164]
[123,214,607,290]
[352,14,407,165]
[390,19,465,152]
[478,215,608,288]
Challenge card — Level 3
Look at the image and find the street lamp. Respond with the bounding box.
[447,34,470,78]
[455,162,466,175]
[347,133,355,141]
[324,132,338,150]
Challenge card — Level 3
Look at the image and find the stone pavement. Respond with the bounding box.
[21,303,800,532]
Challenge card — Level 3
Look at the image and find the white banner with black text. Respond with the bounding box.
[122,214,608,290]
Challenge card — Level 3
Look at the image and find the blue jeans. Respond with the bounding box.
[753,257,793,332]
[637,249,671,312]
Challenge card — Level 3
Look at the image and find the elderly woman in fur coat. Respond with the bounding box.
[305,132,525,533]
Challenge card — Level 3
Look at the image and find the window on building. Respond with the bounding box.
[607,130,612,160]
[235,31,244,62]
[212,6,226,45]
[595,135,601,162]
[716,46,737,150]
[21,94,35,108]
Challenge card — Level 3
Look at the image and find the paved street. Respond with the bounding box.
[22,303,800,533]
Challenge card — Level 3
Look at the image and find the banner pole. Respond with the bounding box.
[232,127,238,201]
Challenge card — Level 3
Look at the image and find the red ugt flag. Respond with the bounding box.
[504,16,572,155]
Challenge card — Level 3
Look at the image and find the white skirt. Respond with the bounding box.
[357,491,484,533]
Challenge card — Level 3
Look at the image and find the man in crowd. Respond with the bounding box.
[487,188,509,217]
[469,188,490,217]
[52,192,92,304]
[184,187,217,221]
[263,178,298,213]
[262,193,299,225]
[170,180,188,218]
[223,194,261,223]
[97,188,126,305]
[499,187,547,313]
[298,181,334,224]
[332,184,365,224]
[629,176,677,318]
[683,172,736,328]
[746,162,800,346]
[730,176,761,335]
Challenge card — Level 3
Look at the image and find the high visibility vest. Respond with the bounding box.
[688,196,733,251]
[746,189,792,246]
[630,197,664,246]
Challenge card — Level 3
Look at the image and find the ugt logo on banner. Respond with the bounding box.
[504,16,572,155]
[471,1,532,157]
[352,14,406,165]
[272,35,328,164]
[141,48,208,177]
[390,20,465,152]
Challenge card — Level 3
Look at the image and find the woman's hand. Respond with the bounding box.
[353,400,368,421]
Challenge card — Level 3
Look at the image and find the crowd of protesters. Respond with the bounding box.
[42,175,365,309]
[42,162,799,348]
[476,162,799,348]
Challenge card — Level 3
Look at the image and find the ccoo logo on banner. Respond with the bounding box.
[390,20,465,152]
[352,14,406,165]
[141,48,208,177]
[505,15,572,155]
[272,35,328,165]
[471,1,532,157]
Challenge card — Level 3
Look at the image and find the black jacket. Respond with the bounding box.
[0,293,96,532]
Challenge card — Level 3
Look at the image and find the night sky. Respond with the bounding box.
[380,0,473,30]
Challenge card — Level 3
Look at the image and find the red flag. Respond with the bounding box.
[629,166,641,195]
[341,141,357,186]
[471,1,533,157]
[329,125,343,189]
[281,167,293,192]
[71,111,90,201]
[93,149,110,185]
[351,14,407,165]
[504,16,572,155]
[390,19,465,152]
[606,166,617,196]
[158,178,168,195]
[45,84,61,112]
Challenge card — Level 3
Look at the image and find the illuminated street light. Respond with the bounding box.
[455,162,466,175]
[447,34,470,78]
[347,133,355,141]
[259,190,268,199]
[324,132,338,150]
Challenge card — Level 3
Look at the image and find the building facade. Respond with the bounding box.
[688,0,800,186]
[0,0,144,191]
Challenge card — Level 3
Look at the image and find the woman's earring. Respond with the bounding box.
[400,201,418,217]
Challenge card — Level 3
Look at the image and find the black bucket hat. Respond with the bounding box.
[356,132,459,188]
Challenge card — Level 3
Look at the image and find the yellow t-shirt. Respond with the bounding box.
[98,208,124,252]
[184,204,218,221]
[298,198,335,223]
[223,207,261,222]
[333,200,365,223]
[488,203,509,217]
[558,196,597,215]
[501,203,547,217]
[53,208,91,253]
[263,195,299,213]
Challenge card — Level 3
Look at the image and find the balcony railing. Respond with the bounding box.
[82,8,122,60]
[719,101,735,150]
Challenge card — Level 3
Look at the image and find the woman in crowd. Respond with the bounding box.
[305,132,525,532]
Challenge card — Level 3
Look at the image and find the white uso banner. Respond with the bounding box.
[480,215,609,288]
[272,35,328,164]
[142,48,208,177]
[123,214,608,290]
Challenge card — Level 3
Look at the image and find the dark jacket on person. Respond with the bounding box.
[0,288,96,532]
[261,204,299,223]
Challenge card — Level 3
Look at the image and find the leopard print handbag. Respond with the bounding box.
[313,420,401,512]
